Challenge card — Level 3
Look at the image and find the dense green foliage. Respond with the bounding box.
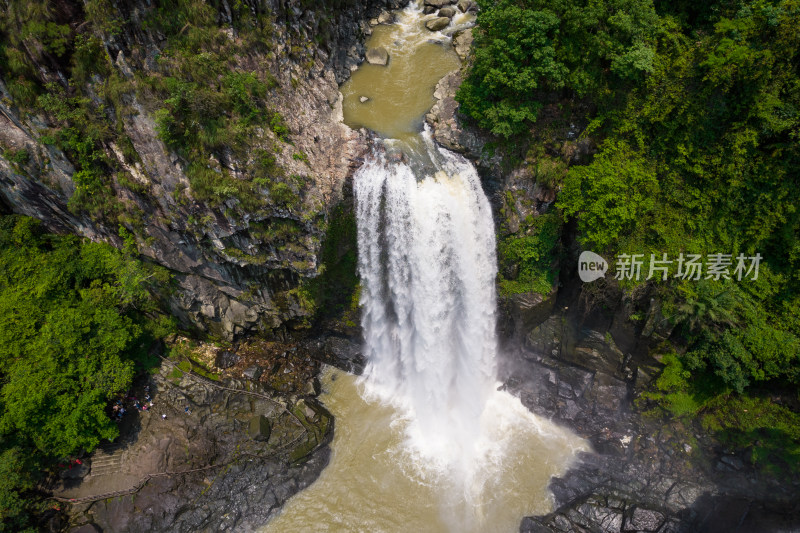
[463,0,800,472]
[0,0,128,217]
[498,211,561,296]
[0,216,174,529]
[459,0,660,137]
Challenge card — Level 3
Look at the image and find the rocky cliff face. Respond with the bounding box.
[0,0,406,339]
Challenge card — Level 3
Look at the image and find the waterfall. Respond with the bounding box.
[355,130,499,468]
[262,5,590,529]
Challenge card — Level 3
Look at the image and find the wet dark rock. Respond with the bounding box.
[423,5,437,14]
[242,365,263,381]
[438,6,457,17]
[504,290,556,341]
[502,305,800,532]
[387,149,407,164]
[303,334,365,374]
[716,455,745,471]
[248,414,272,442]
[625,507,666,531]
[426,16,451,31]
[65,363,333,533]
[214,349,239,369]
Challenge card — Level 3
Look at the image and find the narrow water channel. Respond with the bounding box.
[262,2,589,532]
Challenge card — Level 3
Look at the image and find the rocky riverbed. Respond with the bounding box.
[496,294,800,533]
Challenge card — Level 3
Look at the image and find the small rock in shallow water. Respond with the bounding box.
[359,96,369,103]
[425,17,451,31]
[377,10,394,24]
[365,46,389,65]
[387,150,407,164]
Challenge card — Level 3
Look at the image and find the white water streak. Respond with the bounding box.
[355,130,499,468]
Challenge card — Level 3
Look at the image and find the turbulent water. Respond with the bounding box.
[355,130,499,467]
[262,2,588,532]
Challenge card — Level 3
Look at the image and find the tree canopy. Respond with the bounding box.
[0,215,174,528]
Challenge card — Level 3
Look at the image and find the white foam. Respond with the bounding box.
[355,127,500,474]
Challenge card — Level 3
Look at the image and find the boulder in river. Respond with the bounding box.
[423,6,437,14]
[359,96,370,103]
[425,0,455,7]
[438,6,457,18]
[453,28,473,60]
[365,46,389,66]
[425,17,451,31]
[457,0,479,13]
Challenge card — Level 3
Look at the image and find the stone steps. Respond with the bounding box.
[90,444,125,477]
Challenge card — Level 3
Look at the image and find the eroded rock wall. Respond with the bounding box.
[0,0,407,339]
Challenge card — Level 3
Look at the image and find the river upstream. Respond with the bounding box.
[262,3,589,532]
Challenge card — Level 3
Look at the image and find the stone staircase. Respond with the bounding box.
[90,443,125,477]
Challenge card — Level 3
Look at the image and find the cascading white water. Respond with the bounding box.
[355,130,499,467]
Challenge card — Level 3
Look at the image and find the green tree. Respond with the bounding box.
[558,140,659,251]
[0,216,171,457]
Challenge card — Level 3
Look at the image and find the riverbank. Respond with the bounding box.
[55,337,332,533]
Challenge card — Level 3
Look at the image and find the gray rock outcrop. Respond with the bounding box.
[425,17,451,31]
[366,46,390,65]
[248,414,272,441]
[457,0,478,13]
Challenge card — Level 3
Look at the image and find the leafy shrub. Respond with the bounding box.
[498,212,561,296]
